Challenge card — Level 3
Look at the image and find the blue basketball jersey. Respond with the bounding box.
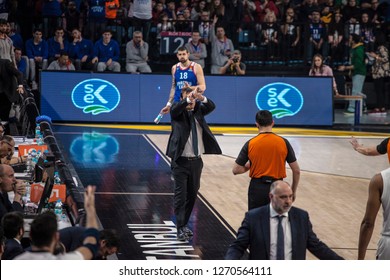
[174,62,198,102]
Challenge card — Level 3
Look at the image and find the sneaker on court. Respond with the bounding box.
[343,109,354,115]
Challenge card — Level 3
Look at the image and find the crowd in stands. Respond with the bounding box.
[0,0,389,91]
[1,1,390,261]
[0,1,389,81]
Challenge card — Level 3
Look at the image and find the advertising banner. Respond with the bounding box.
[41,72,333,126]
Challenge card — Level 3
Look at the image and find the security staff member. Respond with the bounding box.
[232,110,300,210]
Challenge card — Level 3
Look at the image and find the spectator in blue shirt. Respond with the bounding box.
[25,29,48,90]
[92,29,121,72]
[14,48,27,81]
[47,27,69,65]
[306,9,328,63]
[68,28,94,70]
[86,0,107,42]
[42,0,63,38]
[6,22,23,51]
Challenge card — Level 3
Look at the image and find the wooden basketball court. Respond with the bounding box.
[56,124,389,260]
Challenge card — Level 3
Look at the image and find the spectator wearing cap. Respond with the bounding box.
[220,49,246,75]
[47,51,76,71]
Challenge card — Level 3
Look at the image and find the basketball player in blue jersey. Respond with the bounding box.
[160,46,206,114]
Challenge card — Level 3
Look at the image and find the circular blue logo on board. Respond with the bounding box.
[256,82,303,119]
[71,79,120,115]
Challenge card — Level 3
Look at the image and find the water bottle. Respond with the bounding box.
[54,171,61,185]
[31,149,38,164]
[37,133,44,145]
[35,123,41,139]
[54,199,63,221]
[154,113,163,124]
[23,181,31,204]
[26,152,33,172]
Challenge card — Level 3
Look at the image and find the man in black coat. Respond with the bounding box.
[166,87,221,241]
[1,211,25,260]
[225,180,344,260]
[0,59,24,134]
[0,164,25,222]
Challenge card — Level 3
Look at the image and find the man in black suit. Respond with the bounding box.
[0,59,24,134]
[225,180,344,260]
[1,211,24,259]
[0,225,4,259]
[166,87,222,241]
[0,164,25,222]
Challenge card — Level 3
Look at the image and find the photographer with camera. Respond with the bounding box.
[219,50,246,75]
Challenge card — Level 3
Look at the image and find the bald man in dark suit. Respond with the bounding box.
[226,180,344,260]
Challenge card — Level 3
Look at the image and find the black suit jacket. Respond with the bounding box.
[0,59,22,103]
[166,98,222,161]
[0,191,24,222]
[2,238,24,260]
[225,205,344,260]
